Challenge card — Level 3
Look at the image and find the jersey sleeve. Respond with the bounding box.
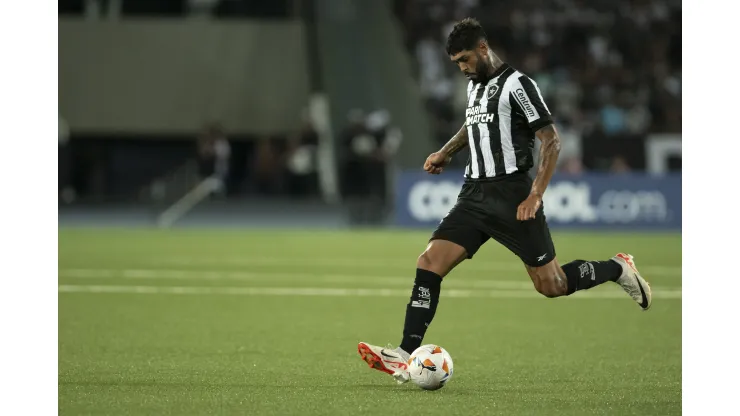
[509,74,553,132]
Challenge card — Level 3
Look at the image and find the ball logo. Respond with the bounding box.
[412,357,438,372]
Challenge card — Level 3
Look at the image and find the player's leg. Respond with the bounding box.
[523,260,566,296]
[483,175,651,309]
[512,208,651,308]
[514,216,624,297]
[416,239,468,277]
[358,185,489,382]
[520,199,651,307]
[499,206,644,301]
[357,239,472,384]
[398,239,469,352]
[523,253,652,310]
[397,199,490,355]
[523,257,621,297]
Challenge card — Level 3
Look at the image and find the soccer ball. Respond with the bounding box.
[407,344,454,390]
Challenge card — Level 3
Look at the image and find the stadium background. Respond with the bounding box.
[58,1,682,415]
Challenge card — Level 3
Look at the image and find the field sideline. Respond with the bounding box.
[59,228,682,415]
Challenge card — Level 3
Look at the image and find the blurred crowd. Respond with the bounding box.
[195,108,403,222]
[59,0,294,18]
[193,114,321,199]
[191,108,402,205]
[60,0,682,205]
[338,109,403,224]
[394,0,681,173]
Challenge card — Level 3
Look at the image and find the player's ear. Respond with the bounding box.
[478,40,488,55]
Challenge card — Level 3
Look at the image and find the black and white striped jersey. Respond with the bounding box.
[463,63,553,181]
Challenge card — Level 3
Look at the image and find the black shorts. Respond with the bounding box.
[430,172,556,267]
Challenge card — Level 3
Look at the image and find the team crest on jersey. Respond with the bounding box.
[487,84,499,100]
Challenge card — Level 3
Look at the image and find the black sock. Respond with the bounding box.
[399,269,442,354]
[562,260,623,295]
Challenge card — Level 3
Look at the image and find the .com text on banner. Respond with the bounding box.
[394,171,681,231]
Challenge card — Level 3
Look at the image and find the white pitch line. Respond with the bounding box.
[58,284,682,300]
[58,268,535,289]
[58,268,682,290]
[157,257,682,276]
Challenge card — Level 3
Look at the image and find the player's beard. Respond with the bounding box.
[468,52,490,81]
[474,52,490,80]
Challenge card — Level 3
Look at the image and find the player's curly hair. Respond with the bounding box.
[445,17,488,56]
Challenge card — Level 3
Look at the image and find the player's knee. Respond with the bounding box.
[417,251,434,271]
[535,275,567,298]
[417,250,451,277]
[535,284,558,298]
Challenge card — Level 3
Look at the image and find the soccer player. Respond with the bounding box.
[357,18,652,384]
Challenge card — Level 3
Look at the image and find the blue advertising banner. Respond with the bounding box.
[394,171,681,230]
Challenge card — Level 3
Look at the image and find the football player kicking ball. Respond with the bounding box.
[357,18,651,384]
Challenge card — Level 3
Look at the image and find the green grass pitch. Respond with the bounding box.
[59,228,681,415]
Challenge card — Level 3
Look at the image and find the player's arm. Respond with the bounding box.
[424,123,467,174]
[439,123,468,156]
[511,74,558,219]
[531,124,561,198]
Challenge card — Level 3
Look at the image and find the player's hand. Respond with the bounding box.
[423,152,451,175]
[517,193,542,221]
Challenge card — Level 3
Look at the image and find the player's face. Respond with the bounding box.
[450,47,488,81]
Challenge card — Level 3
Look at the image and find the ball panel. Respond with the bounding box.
[408,344,454,390]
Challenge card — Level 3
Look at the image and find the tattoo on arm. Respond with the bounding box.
[440,124,468,156]
[531,124,561,197]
